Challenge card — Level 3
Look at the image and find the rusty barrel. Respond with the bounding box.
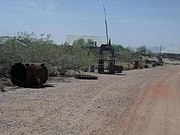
[10,63,48,87]
[132,61,139,69]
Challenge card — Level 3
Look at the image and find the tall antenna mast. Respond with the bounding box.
[160,45,162,53]
[103,5,109,44]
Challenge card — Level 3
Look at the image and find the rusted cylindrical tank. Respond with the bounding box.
[132,61,139,69]
[10,63,48,87]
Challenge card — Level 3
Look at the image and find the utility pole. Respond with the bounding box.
[160,45,162,53]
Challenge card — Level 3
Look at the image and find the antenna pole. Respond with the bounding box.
[103,5,109,44]
[160,45,162,53]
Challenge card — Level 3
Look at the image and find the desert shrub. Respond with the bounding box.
[1,32,100,76]
[113,45,139,64]
[1,31,150,77]
[120,63,133,70]
[0,32,55,74]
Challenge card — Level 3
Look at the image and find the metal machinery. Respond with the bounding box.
[157,53,164,66]
[98,40,123,74]
[98,40,115,74]
[98,6,123,74]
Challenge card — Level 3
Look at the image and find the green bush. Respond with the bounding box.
[1,31,151,76]
[0,32,99,76]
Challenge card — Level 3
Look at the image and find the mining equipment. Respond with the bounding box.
[98,5,123,74]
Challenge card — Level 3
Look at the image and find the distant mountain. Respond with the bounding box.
[131,46,166,53]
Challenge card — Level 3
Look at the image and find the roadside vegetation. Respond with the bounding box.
[0,32,152,78]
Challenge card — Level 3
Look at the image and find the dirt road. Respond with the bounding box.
[0,65,180,135]
[119,66,180,135]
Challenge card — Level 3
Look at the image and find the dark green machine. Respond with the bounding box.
[98,6,123,74]
[98,40,115,74]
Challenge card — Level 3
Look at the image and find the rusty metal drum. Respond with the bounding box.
[132,61,139,69]
[10,63,48,87]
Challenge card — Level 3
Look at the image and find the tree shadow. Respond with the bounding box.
[26,84,54,88]
[111,73,127,76]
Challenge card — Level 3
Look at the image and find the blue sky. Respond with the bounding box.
[0,0,180,47]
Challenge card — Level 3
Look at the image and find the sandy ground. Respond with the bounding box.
[0,65,180,135]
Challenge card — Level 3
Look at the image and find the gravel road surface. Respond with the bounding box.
[0,65,180,135]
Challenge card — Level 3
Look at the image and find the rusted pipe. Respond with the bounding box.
[10,63,48,87]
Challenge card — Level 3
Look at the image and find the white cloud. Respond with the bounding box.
[21,0,59,15]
